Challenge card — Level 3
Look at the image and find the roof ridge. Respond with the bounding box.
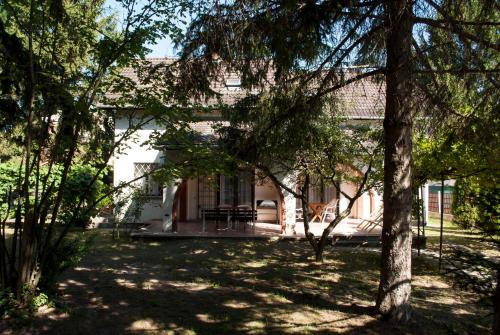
[143,57,179,61]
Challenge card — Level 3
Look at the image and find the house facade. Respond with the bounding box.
[109,58,429,235]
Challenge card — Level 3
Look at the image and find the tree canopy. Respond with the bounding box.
[0,0,191,304]
[174,0,499,322]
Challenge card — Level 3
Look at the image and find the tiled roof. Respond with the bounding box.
[334,78,385,119]
[189,120,229,136]
[107,57,385,119]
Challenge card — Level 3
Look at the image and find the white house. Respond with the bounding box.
[107,58,428,236]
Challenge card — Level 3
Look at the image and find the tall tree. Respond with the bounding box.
[0,0,189,303]
[412,1,499,328]
[375,1,414,321]
[176,0,499,322]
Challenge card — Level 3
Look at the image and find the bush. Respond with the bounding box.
[0,162,111,226]
[0,289,17,316]
[39,232,96,292]
[30,293,53,311]
[0,162,23,219]
[60,165,112,227]
[453,177,499,237]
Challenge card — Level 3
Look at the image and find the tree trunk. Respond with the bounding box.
[493,268,500,335]
[301,175,320,259]
[315,210,347,262]
[17,0,38,301]
[376,0,414,322]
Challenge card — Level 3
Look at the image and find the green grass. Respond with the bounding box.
[5,230,493,335]
[418,217,499,258]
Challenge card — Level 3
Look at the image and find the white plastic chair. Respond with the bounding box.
[320,205,337,223]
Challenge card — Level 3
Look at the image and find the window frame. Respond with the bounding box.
[133,162,162,198]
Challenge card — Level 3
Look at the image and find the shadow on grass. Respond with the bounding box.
[16,233,492,335]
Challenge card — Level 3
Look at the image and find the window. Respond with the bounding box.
[134,163,161,196]
[220,175,235,206]
[197,172,252,218]
[198,176,217,210]
[237,171,252,206]
[220,172,252,206]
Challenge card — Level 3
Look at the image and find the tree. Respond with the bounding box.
[0,0,189,304]
[411,2,499,329]
[176,0,499,322]
[217,90,383,261]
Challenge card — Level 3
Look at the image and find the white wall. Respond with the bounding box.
[280,174,297,234]
[113,113,384,230]
[339,183,356,217]
[113,114,165,223]
[337,182,383,220]
[255,177,279,202]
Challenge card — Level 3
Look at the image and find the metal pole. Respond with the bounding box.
[438,177,445,271]
[421,185,426,238]
[202,210,206,233]
[251,170,256,234]
[417,188,421,256]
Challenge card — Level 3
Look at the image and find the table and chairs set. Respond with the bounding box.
[297,202,338,223]
[201,206,257,233]
[200,202,380,234]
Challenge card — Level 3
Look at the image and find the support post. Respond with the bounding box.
[420,186,425,239]
[202,210,206,233]
[251,170,256,233]
[438,177,445,271]
[422,183,429,225]
[416,188,421,256]
[162,183,179,232]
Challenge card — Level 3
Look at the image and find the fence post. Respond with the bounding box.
[439,177,445,271]
[437,190,441,214]
[422,183,429,225]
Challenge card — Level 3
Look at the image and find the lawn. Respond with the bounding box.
[4,229,494,335]
[422,217,499,259]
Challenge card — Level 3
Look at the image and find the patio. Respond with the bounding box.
[130,217,382,239]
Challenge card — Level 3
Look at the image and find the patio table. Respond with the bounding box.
[308,203,326,223]
[201,208,256,232]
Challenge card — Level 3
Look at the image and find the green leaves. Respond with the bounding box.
[453,177,499,241]
[0,162,110,225]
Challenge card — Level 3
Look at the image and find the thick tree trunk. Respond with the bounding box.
[376,0,414,322]
[493,268,500,335]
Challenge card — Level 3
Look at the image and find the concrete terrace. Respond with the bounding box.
[130,218,382,241]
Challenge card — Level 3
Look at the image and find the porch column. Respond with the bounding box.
[338,182,350,222]
[339,183,349,212]
[162,182,179,232]
[422,183,429,225]
[360,192,371,219]
[276,173,297,235]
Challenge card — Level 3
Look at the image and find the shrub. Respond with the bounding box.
[0,162,23,219]
[453,177,499,237]
[39,232,96,292]
[60,165,111,227]
[0,162,111,226]
[30,293,53,311]
[0,289,16,316]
